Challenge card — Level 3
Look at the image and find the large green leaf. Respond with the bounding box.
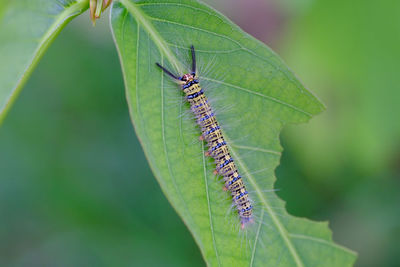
[110,0,357,266]
[0,0,89,123]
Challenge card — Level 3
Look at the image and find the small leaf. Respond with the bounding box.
[110,0,357,266]
[0,0,89,123]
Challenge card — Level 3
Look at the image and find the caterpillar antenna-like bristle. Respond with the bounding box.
[156,62,180,80]
[191,45,196,74]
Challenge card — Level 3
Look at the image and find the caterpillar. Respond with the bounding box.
[156,46,253,228]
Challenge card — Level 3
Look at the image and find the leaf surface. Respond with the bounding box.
[0,0,88,123]
[110,0,357,266]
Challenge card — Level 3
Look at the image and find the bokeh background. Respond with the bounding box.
[1,0,399,266]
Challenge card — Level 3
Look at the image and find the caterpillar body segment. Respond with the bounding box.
[156,46,253,228]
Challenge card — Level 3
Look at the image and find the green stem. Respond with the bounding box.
[95,0,103,18]
[0,0,90,124]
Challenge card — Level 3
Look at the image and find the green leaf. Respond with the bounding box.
[110,0,357,266]
[0,0,89,123]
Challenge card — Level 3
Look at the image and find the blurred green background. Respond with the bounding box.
[1,0,399,266]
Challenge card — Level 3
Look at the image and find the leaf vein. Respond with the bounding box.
[289,234,357,255]
[202,77,312,117]
[146,16,242,48]
[231,144,282,156]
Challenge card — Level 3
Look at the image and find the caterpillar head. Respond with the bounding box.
[180,73,199,94]
[180,72,196,82]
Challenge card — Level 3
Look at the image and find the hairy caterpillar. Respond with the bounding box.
[156,46,253,228]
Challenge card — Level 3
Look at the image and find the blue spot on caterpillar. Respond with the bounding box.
[156,45,253,228]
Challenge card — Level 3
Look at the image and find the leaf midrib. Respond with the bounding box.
[226,136,305,267]
[119,0,182,72]
[118,0,305,266]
